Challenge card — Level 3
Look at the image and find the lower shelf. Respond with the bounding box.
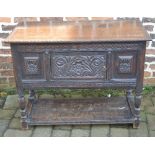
[28,97,135,125]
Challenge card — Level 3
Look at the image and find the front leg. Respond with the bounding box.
[132,42,146,128]
[18,90,28,129]
[26,90,37,124]
[133,90,142,128]
[126,89,133,99]
[126,89,142,128]
[28,89,37,105]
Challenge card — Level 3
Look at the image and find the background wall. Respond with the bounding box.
[0,17,155,88]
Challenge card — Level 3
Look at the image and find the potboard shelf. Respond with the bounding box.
[28,97,134,125]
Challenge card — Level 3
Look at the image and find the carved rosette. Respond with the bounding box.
[52,54,106,79]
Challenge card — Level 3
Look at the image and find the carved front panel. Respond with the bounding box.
[51,52,106,80]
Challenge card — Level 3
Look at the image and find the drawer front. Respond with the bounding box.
[111,50,137,80]
[51,51,107,80]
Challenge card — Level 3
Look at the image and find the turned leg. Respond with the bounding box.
[126,89,141,128]
[18,90,28,129]
[132,43,146,128]
[28,89,37,105]
[126,89,133,99]
[126,89,136,124]
[126,89,134,107]
[133,90,142,128]
[26,90,37,127]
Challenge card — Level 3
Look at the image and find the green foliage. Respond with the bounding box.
[1,86,155,99]
[143,86,155,96]
[0,87,16,98]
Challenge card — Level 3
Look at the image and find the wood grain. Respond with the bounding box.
[5,20,151,43]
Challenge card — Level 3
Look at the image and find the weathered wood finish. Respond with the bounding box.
[28,97,134,125]
[6,20,151,129]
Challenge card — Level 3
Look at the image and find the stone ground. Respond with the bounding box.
[0,94,155,137]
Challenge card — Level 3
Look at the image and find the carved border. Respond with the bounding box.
[13,42,144,52]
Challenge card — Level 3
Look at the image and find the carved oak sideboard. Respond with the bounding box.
[5,20,151,129]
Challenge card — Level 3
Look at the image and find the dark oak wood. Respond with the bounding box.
[28,97,134,125]
[5,20,151,129]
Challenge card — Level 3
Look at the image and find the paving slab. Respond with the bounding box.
[4,129,32,137]
[147,114,155,131]
[141,97,153,107]
[3,95,18,109]
[0,109,16,119]
[0,99,5,108]
[0,120,10,137]
[140,104,145,111]
[140,111,147,122]
[149,131,155,137]
[71,129,90,137]
[54,125,72,130]
[0,119,10,126]
[129,122,148,137]
[14,109,20,118]
[145,106,155,115]
[0,126,7,137]
[9,118,21,129]
[3,95,28,110]
[151,97,155,106]
[91,125,109,137]
[72,125,90,130]
[52,129,71,137]
[32,126,52,137]
[110,127,129,137]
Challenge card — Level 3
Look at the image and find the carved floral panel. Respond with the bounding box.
[118,56,133,74]
[24,57,40,75]
[52,53,106,79]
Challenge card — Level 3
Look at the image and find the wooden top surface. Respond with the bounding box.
[5,20,151,43]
